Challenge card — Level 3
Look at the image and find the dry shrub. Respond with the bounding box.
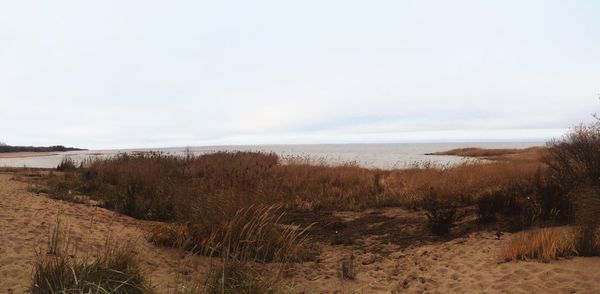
[500,226,600,262]
[475,182,541,230]
[56,156,77,171]
[31,219,150,294]
[543,122,600,222]
[420,188,465,235]
[571,186,600,256]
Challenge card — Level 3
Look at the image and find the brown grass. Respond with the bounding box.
[430,146,547,162]
[31,218,151,294]
[43,150,548,248]
[500,226,600,262]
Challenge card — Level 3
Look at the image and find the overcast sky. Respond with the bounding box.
[1,1,599,149]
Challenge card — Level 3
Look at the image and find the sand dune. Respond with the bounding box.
[1,171,599,293]
[0,172,209,293]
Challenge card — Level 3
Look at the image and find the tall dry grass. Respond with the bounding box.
[500,226,600,262]
[31,219,151,294]
[46,149,549,242]
[500,227,579,262]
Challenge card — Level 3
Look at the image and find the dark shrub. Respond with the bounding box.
[421,188,464,235]
[56,156,77,171]
[475,182,541,231]
[543,122,600,231]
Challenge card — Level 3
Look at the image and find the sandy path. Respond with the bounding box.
[0,173,207,293]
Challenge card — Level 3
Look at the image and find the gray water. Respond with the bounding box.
[0,142,543,170]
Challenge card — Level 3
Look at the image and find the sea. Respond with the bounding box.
[0,142,544,170]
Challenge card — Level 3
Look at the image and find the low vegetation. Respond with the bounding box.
[56,156,78,171]
[31,219,151,294]
[35,118,600,268]
[500,226,599,262]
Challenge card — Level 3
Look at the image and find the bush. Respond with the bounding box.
[543,122,600,222]
[571,186,600,256]
[421,188,465,235]
[475,183,540,230]
[56,156,77,171]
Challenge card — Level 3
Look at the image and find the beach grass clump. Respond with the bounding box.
[31,219,151,294]
[501,227,579,262]
[500,226,600,262]
[187,204,312,263]
[32,246,150,294]
[148,205,314,263]
[202,258,281,294]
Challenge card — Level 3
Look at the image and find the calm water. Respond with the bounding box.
[0,142,543,169]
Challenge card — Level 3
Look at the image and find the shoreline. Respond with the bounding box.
[0,152,59,159]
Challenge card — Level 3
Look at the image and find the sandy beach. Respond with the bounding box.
[2,170,599,293]
[0,152,58,159]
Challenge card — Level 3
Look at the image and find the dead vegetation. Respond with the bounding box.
[31,218,151,294]
[28,120,599,273]
[500,226,599,262]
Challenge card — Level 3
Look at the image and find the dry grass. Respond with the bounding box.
[430,147,547,162]
[500,226,600,262]
[31,219,151,294]
[198,205,313,262]
[43,150,549,251]
[202,258,283,294]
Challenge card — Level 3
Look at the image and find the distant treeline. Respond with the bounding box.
[0,145,85,153]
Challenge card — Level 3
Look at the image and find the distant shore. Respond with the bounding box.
[0,145,85,153]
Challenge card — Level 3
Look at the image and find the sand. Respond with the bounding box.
[1,171,600,293]
[0,152,58,159]
[0,172,209,293]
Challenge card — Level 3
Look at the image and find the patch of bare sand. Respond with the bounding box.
[0,173,208,293]
[0,152,58,159]
[284,208,600,293]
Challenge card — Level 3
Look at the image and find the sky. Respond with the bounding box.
[1,0,599,149]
